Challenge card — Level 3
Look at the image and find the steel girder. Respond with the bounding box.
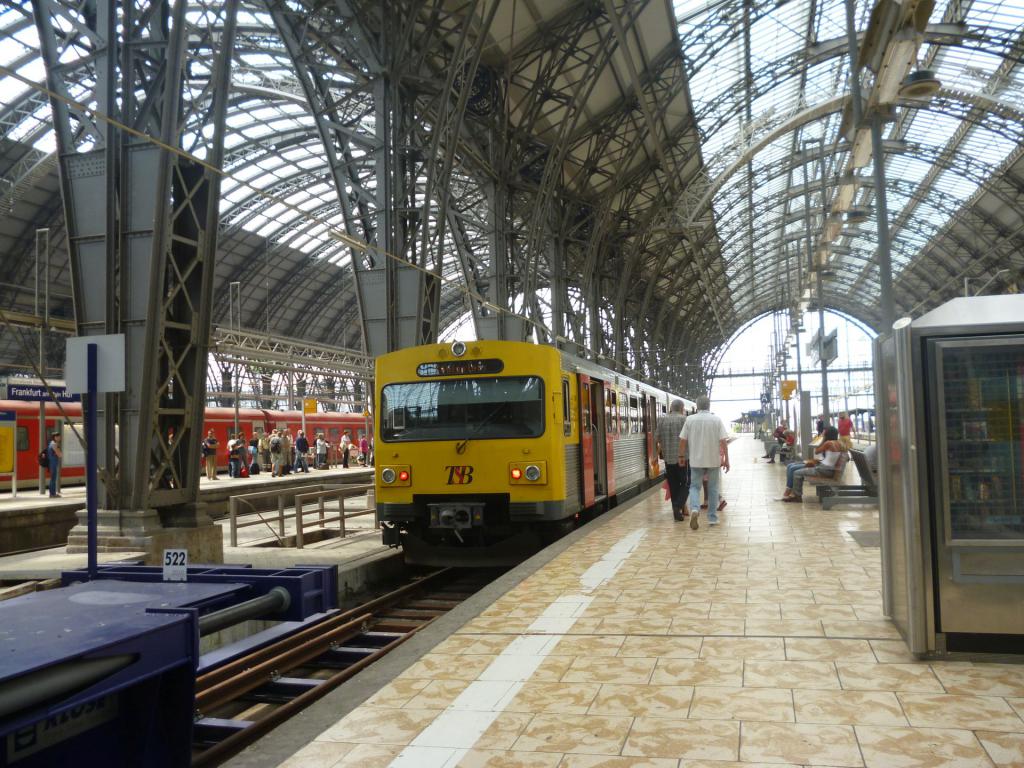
[32,0,238,517]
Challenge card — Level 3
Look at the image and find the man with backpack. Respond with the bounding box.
[270,429,283,477]
[46,432,63,497]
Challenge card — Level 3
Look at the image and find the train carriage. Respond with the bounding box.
[0,400,368,489]
[375,340,694,565]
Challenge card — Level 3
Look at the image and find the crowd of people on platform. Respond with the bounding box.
[201,428,373,480]
[651,399,881,523]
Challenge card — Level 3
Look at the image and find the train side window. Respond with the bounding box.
[16,427,28,451]
[581,387,591,434]
[605,390,616,435]
[561,379,571,436]
[629,396,640,433]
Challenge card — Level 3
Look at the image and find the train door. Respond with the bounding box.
[604,386,616,498]
[644,396,657,477]
[578,374,595,507]
[589,379,607,499]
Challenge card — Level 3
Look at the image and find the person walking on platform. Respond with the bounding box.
[679,395,730,530]
[655,399,689,520]
[202,429,219,480]
[46,432,63,497]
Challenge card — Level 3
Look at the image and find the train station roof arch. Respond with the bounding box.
[0,0,1021,385]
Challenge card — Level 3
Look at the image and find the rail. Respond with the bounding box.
[293,484,376,548]
[227,485,324,547]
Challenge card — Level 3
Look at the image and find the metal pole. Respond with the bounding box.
[36,229,47,495]
[817,264,830,425]
[870,111,895,331]
[230,281,241,434]
[86,343,98,579]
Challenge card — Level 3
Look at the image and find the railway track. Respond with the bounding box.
[190,568,497,767]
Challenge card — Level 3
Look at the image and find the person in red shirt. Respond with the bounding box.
[837,412,855,451]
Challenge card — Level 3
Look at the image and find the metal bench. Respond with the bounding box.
[816,449,878,509]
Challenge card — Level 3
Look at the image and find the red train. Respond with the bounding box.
[0,400,369,489]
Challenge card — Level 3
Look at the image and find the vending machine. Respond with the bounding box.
[875,294,1024,655]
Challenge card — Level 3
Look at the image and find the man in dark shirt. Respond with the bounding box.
[294,430,310,473]
[202,430,219,480]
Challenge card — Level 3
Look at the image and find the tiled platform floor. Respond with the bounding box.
[279,436,1024,768]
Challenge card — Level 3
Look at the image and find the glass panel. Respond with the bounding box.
[941,342,1024,541]
[381,377,544,442]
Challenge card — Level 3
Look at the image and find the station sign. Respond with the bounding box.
[781,380,798,400]
[0,378,80,403]
[302,398,317,415]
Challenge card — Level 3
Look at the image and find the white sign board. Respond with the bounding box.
[162,549,188,582]
[65,335,126,394]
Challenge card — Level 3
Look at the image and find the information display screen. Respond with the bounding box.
[416,359,504,377]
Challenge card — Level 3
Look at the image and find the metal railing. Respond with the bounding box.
[228,484,324,546]
[293,484,376,548]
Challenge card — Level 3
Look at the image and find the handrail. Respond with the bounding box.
[293,484,376,548]
[228,484,324,547]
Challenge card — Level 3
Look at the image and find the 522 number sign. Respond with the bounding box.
[162,548,188,582]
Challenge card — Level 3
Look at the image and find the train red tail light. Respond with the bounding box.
[510,467,522,480]
[398,469,410,482]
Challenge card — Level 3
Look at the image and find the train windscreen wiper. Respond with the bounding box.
[454,401,508,454]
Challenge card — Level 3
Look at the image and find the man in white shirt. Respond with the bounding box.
[678,395,730,529]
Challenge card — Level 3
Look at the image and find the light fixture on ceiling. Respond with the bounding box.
[846,206,871,223]
[899,69,942,101]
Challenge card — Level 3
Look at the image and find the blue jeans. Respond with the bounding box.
[792,465,833,495]
[689,467,720,520]
[228,458,240,477]
[785,461,804,489]
[295,454,309,473]
[48,457,59,496]
[786,461,833,495]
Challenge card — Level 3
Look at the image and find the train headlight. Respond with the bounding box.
[451,340,467,357]
[380,465,411,486]
[508,461,546,484]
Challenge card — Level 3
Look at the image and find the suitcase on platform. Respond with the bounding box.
[249,461,260,476]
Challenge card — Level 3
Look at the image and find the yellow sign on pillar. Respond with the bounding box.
[0,428,13,474]
[302,398,317,415]
[781,380,798,401]
[0,411,15,474]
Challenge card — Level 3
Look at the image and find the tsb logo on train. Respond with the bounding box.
[445,465,474,485]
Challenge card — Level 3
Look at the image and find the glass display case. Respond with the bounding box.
[937,340,1024,543]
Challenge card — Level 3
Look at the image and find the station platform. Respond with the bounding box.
[235,436,1024,768]
[0,465,373,554]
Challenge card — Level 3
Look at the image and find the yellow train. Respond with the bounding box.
[375,340,694,565]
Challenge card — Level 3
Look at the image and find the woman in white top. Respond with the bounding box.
[315,433,327,469]
[782,426,844,502]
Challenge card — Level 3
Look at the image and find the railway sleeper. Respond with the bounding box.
[240,676,323,704]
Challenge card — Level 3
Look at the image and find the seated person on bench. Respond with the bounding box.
[764,429,796,464]
[782,426,844,502]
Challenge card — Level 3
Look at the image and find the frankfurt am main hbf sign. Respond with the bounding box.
[0,378,80,403]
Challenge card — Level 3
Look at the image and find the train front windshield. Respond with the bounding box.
[381,376,544,441]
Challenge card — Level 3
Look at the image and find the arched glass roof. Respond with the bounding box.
[1,0,1021,375]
